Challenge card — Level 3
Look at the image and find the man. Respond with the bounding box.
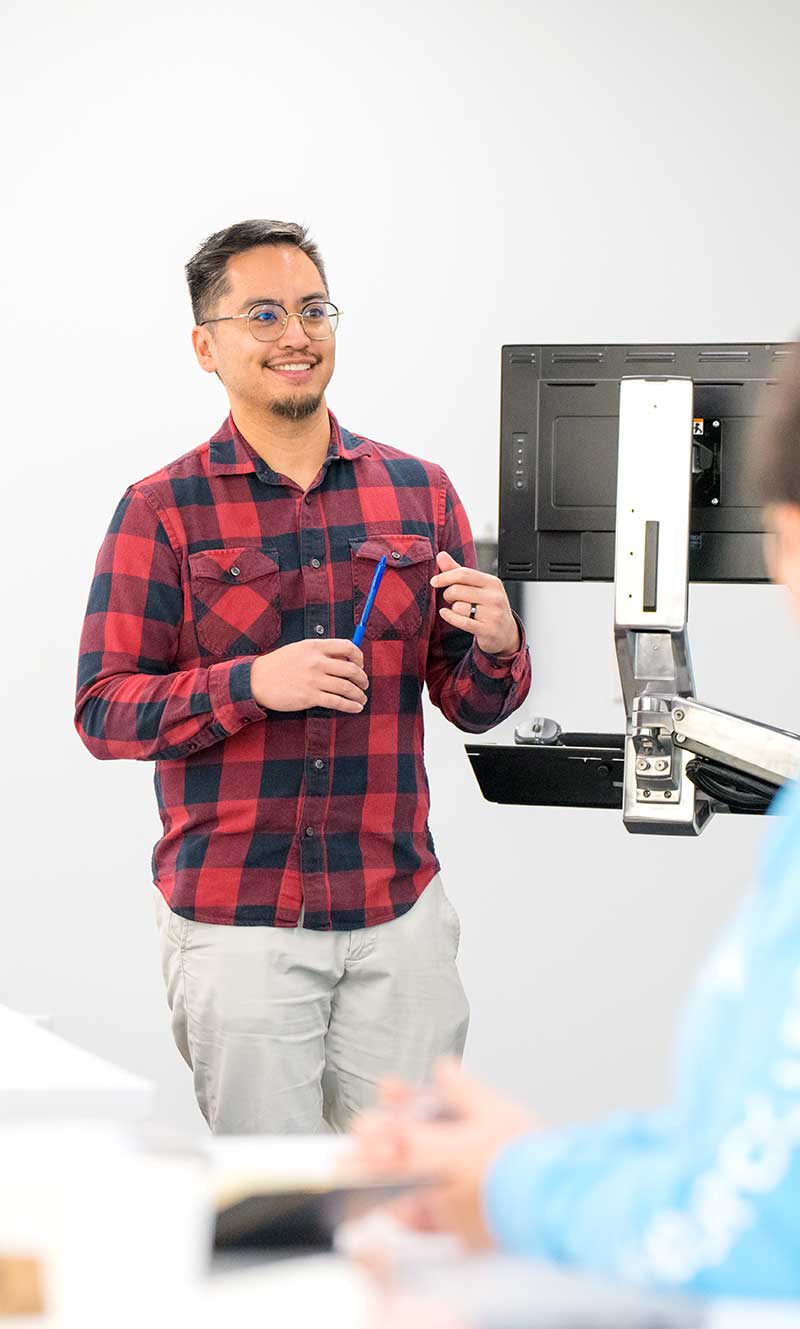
[354,349,800,1300]
[75,219,530,1134]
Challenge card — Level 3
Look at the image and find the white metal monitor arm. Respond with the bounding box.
[615,377,800,834]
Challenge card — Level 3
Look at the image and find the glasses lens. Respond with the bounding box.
[248,303,285,341]
[301,302,339,339]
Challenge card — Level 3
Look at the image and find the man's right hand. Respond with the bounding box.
[250,639,369,713]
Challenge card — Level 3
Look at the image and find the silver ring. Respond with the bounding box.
[469,603,478,620]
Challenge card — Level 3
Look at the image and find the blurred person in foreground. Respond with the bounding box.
[353,347,800,1300]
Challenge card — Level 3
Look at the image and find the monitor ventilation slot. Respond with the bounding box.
[509,351,537,365]
[552,352,603,364]
[699,350,751,362]
[506,561,533,575]
[548,562,581,576]
[625,351,676,363]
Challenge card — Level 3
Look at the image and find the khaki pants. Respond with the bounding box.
[154,875,470,1134]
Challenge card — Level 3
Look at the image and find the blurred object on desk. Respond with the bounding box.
[0,1255,45,1317]
[209,1135,431,1251]
[0,1002,153,1122]
[0,1121,210,1320]
[338,1212,703,1328]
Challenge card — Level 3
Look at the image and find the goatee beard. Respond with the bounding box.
[269,392,324,422]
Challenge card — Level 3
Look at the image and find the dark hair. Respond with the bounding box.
[751,343,800,506]
[185,219,328,324]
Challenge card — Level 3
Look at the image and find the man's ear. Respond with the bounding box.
[191,324,219,376]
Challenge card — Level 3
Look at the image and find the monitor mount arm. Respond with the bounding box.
[615,377,800,834]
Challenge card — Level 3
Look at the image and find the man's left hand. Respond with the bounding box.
[431,552,520,656]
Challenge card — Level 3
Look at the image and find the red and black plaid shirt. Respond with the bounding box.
[75,412,531,929]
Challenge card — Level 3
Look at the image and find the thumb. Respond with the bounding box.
[432,1056,494,1112]
[436,550,460,572]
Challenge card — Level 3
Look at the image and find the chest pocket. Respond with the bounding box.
[350,534,434,641]
[188,546,281,658]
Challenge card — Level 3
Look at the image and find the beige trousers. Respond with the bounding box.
[154,875,470,1134]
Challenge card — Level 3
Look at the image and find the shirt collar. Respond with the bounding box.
[207,410,373,477]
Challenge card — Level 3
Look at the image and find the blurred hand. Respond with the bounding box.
[431,552,520,656]
[251,639,368,713]
[351,1058,539,1249]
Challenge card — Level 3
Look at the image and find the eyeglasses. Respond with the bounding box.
[201,300,341,342]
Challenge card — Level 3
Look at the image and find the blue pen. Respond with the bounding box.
[352,555,387,647]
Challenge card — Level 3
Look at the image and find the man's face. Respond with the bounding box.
[192,244,336,422]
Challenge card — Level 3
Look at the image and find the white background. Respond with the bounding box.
[2,0,800,1133]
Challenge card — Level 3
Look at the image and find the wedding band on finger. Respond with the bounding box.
[468,603,478,620]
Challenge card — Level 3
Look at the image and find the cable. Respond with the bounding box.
[685,757,778,814]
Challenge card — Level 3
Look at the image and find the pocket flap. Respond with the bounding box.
[188,546,279,585]
[350,534,434,569]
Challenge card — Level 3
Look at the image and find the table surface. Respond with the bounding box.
[0,1003,153,1121]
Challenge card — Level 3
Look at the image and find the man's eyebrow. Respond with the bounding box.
[235,291,329,313]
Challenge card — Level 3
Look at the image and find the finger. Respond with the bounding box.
[325,658,370,689]
[321,677,368,705]
[375,1078,419,1108]
[441,585,491,607]
[324,639,365,668]
[386,1192,446,1232]
[352,1110,454,1174]
[449,601,481,619]
[433,1057,498,1110]
[435,551,460,573]
[318,691,366,714]
[431,566,490,590]
[350,1125,409,1172]
[373,1120,469,1177]
[439,606,479,634]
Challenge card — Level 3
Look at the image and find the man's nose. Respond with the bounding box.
[277,312,312,349]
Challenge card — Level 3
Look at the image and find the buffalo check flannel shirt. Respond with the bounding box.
[75,411,531,930]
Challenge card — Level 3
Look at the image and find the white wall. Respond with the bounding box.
[2,0,800,1133]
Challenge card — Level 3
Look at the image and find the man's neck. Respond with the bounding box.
[231,400,332,489]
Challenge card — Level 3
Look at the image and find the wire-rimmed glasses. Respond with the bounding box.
[201,300,341,342]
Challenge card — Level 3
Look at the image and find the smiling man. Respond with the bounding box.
[75,219,531,1134]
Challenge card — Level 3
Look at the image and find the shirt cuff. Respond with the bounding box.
[208,658,267,735]
[472,612,529,680]
[483,1129,574,1257]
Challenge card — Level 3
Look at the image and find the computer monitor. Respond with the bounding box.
[498,342,790,583]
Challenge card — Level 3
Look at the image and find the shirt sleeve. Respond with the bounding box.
[425,470,531,732]
[75,486,265,761]
[483,886,800,1299]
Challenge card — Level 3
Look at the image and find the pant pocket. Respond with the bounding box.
[438,881,462,960]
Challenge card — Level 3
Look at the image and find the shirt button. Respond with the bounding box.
[304,495,312,505]
[314,624,325,636]
[391,551,401,560]
[304,826,315,837]
[229,565,241,577]
[311,558,321,569]
[313,759,325,770]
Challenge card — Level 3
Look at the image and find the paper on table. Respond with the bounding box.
[207,1135,358,1208]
